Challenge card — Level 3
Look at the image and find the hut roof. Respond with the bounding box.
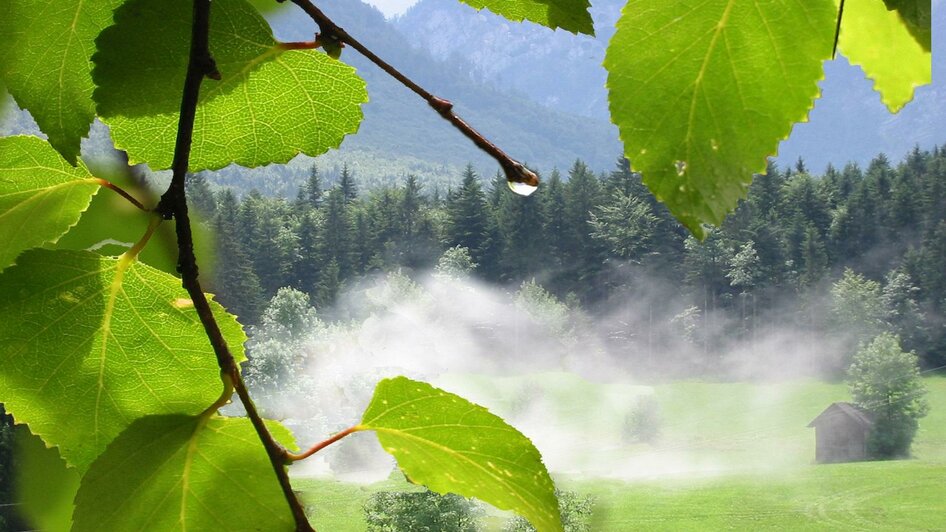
[807,402,874,428]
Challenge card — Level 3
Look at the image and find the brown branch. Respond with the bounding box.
[94,178,149,211]
[156,1,313,530]
[288,0,539,189]
[287,426,360,462]
[277,40,320,51]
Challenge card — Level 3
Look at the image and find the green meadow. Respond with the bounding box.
[294,375,946,530]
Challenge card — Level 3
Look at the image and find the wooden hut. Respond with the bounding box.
[807,402,875,463]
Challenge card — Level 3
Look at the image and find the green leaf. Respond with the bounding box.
[0,0,124,163]
[92,0,368,172]
[0,136,100,270]
[0,249,245,472]
[457,0,594,35]
[604,0,836,238]
[13,425,81,532]
[360,376,562,532]
[72,415,295,531]
[839,0,931,112]
[882,0,931,52]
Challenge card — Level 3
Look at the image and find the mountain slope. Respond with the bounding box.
[267,0,621,177]
[397,0,946,172]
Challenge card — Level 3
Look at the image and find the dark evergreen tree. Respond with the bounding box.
[211,190,264,322]
[315,258,341,310]
[560,160,606,296]
[320,187,355,277]
[496,174,548,281]
[186,172,217,218]
[749,160,784,221]
[290,210,321,296]
[339,163,358,203]
[444,165,491,272]
[306,164,324,209]
[541,169,567,272]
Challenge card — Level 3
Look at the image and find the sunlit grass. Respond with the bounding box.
[295,375,946,530]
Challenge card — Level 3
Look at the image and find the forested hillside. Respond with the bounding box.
[265,0,620,174]
[198,146,946,373]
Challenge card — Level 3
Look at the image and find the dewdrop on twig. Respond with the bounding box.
[502,160,539,197]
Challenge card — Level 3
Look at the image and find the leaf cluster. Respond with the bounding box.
[0,0,932,529]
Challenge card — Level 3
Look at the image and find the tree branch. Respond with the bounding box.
[94,178,149,211]
[287,426,359,462]
[156,1,313,530]
[288,0,539,189]
[833,0,846,59]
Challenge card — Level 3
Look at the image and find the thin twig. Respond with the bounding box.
[287,426,360,462]
[94,177,149,211]
[155,1,313,530]
[277,40,320,51]
[288,0,539,188]
[833,0,846,59]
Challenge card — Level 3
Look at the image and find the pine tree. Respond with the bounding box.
[186,172,217,218]
[496,172,548,281]
[320,186,355,277]
[315,258,342,310]
[290,210,322,297]
[444,165,491,273]
[561,160,606,295]
[210,190,264,322]
[541,169,567,271]
[400,175,436,269]
[799,223,828,287]
[339,163,358,203]
[747,160,783,221]
[306,164,324,209]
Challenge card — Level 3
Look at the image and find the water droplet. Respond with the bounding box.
[674,160,687,176]
[508,180,537,197]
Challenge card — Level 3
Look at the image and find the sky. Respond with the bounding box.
[364,0,418,17]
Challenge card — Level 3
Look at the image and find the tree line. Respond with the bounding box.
[193,147,946,370]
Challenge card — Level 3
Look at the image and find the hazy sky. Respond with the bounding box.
[364,0,418,17]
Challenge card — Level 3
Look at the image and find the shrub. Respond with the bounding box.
[502,489,595,532]
[364,490,482,531]
[624,394,662,444]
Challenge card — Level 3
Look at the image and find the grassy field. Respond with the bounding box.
[294,374,946,531]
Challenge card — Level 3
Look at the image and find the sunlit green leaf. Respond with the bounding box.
[360,376,562,532]
[0,0,124,163]
[839,0,931,112]
[92,0,368,172]
[882,0,931,52]
[604,0,835,238]
[456,0,594,35]
[0,136,100,270]
[72,415,295,531]
[0,249,245,472]
[13,426,81,532]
